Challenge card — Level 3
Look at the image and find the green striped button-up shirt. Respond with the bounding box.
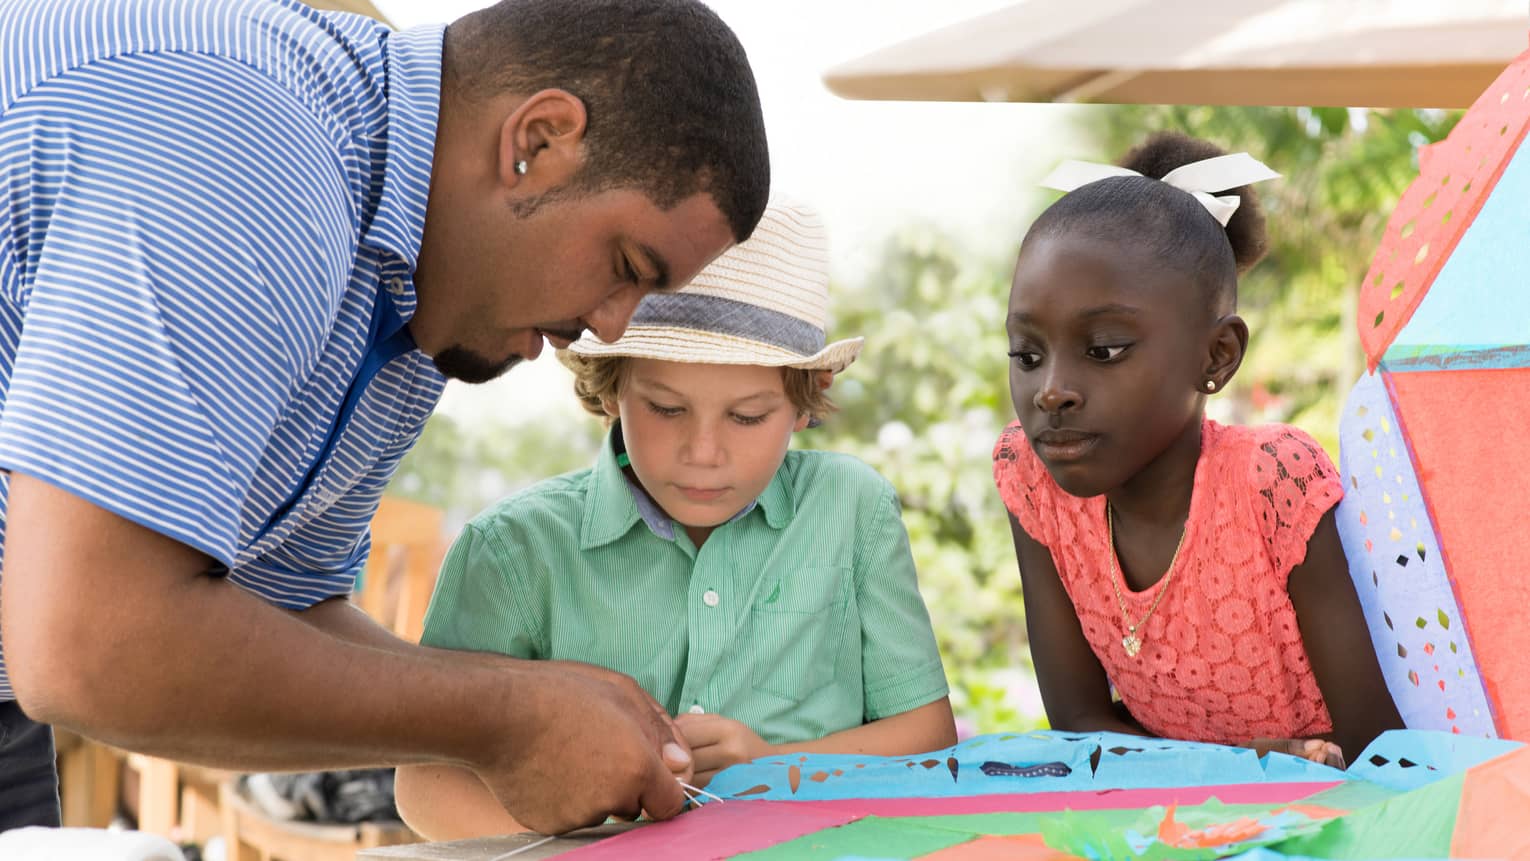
[420,430,949,745]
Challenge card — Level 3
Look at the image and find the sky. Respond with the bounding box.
[371,0,1079,424]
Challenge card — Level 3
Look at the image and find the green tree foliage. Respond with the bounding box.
[809,231,1041,732]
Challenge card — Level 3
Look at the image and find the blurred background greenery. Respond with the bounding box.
[388,104,1459,735]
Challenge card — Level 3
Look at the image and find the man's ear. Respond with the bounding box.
[496,88,588,190]
[1202,314,1249,394]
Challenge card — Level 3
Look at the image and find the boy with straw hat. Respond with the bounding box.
[396,201,955,839]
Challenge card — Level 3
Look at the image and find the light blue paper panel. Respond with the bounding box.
[1346,729,1523,793]
[707,731,1343,802]
[1382,136,1530,371]
[1333,372,1495,737]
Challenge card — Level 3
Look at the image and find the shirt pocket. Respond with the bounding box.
[749,566,851,702]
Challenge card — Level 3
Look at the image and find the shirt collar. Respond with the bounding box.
[360,23,444,321]
[580,424,793,549]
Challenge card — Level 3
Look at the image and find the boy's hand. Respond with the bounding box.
[676,712,773,787]
[1248,737,1346,769]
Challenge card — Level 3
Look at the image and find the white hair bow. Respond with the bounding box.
[1039,153,1281,226]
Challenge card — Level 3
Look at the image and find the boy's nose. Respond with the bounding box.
[683,424,724,466]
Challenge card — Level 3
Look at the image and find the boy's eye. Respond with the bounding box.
[731,412,769,426]
[1007,349,1041,370]
[1086,345,1129,362]
[645,401,683,417]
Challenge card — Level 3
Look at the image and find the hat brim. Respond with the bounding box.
[565,327,863,374]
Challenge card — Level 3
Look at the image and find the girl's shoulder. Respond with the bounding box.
[1204,420,1343,576]
[1204,420,1339,490]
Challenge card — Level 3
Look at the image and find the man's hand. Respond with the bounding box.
[471,664,690,834]
[543,661,693,783]
[1248,737,1345,769]
[675,713,772,787]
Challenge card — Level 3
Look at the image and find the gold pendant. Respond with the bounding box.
[1122,632,1142,657]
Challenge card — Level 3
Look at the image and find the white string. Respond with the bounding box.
[487,834,558,860]
[678,780,726,805]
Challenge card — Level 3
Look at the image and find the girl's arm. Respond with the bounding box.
[1286,510,1404,760]
[1008,512,1145,736]
[678,697,957,786]
[395,763,530,841]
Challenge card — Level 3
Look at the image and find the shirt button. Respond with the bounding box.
[386,276,407,296]
[688,705,705,715]
[702,589,720,607]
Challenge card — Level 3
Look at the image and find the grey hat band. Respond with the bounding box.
[630,293,827,357]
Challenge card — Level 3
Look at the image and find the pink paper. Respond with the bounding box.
[557,800,862,861]
[795,781,1341,818]
[555,782,1339,860]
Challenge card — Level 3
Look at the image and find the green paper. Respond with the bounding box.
[734,815,975,860]
[1041,799,1330,861]
[1270,772,1462,859]
[902,813,1050,836]
[1292,781,1400,812]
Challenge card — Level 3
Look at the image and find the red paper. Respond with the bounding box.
[1389,368,1530,739]
[1357,49,1530,369]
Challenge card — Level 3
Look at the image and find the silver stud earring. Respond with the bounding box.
[514,160,528,176]
[1203,379,1217,393]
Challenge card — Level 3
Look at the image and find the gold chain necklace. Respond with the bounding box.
[1107,504,1187,658]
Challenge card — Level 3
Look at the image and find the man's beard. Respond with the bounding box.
[430,346,523,384]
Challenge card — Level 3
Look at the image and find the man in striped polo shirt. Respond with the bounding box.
[0,0,768,834]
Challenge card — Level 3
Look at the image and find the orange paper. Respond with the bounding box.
[921,833,1084,861]
[1451,746,1530,858]
[1389,368,1530,738]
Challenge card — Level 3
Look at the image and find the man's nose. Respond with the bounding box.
[584,285,645,343]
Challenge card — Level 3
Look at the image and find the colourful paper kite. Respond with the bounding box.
[1335,40,1530,742]
[552,731,1525,860]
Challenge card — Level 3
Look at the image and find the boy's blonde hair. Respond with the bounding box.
[564,353,836,425]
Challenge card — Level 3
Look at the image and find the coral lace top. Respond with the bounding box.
[993,418,1343,744]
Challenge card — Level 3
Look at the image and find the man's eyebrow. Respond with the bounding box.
[637,243,671,290]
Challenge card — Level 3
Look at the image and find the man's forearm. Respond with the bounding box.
[293,596,414,654]
[19,572,517,772]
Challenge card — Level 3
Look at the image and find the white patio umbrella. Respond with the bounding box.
[824,0,1527,109]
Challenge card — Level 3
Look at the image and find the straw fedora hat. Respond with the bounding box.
[564,199,862,373]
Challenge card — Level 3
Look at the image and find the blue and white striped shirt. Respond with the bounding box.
[0,0,449,700]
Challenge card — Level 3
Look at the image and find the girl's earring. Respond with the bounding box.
[514,160,528,176]
[1203,379,1217,393]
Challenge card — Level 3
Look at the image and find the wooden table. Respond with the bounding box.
[357,823,638,860]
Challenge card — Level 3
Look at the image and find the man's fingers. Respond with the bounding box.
[637,760,688,822]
